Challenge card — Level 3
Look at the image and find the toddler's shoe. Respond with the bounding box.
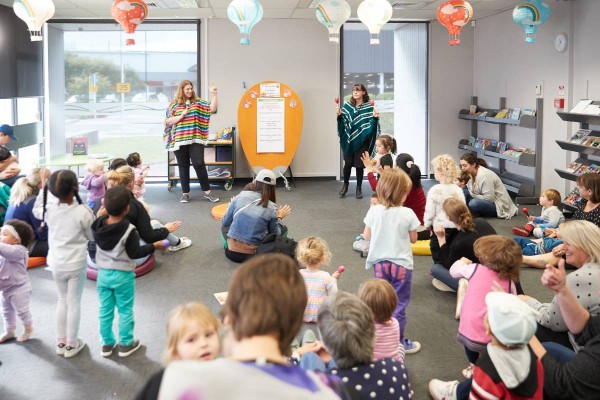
[56,343,66,356]
[64,338,86,358]
[101,344,116,357]
[17,328,33,342]
[401,338,421,354]
[462,364,474,379]
[429,379,458,400]
[118,339,141,357]
[169,237,192,252]
[512,224,534,237]
[302,329,317,346]
[0,330,15,343]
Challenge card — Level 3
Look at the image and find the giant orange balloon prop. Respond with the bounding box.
[111,0,149,46]
[437,0,473,46]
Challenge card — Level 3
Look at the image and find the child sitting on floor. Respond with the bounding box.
[163,302,220,363]
[512,189,564,238]
[0,220,35,343]
[296,236,341,323]
[450,235,521,380]
[353,193,379,257]
[358,278,406,360]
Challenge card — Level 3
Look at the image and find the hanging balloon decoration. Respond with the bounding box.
[513,0,551,43]
[315,0,351,43]
[357,0,393,45]
[436,0,473,46]
[13,0,56,42]
[227,0,264,45]
[111,0,149,46]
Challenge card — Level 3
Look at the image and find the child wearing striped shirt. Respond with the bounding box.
[358,278,406,360]
[296,237,341,323]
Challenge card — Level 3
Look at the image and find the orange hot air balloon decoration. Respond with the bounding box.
[111,0,149,46]
[437,0,473,46]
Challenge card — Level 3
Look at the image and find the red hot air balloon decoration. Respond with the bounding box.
[111,0,149,46]
[437,0,473,46]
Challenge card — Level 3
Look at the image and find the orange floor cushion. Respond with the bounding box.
[27,257,47,268]
[211,203,229,221]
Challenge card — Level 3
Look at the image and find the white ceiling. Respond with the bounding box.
[0,0,531,21]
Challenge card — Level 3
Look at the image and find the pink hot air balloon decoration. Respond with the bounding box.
[437,0,473,46]
[111,0,149,46]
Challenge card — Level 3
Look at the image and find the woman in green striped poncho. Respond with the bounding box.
[164,80,220,204]
[336,84,380,199]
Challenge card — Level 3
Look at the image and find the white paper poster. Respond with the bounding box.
[260,83,281,98]
[257,98,285,153]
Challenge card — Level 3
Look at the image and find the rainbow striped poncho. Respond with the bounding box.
[337,101,380,157]
[164,98,212,151]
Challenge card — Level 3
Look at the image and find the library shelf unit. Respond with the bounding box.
[167,133,235,192]
[555,107,600,212]
[458,96,543,204]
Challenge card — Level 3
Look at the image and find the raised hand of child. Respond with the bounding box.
[164,221,182,233]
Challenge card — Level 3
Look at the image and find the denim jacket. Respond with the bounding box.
[221,191,280,245]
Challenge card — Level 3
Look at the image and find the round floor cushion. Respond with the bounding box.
[411,240,431,256]
[211,203,229,221]
[27,257,47,268]
[86,254,156,281]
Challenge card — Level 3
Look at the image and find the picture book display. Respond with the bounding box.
[563,187,581,206]
[568,129,591,144]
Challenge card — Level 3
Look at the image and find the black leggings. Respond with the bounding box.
[173,143,210,193]
[343,164,364,188]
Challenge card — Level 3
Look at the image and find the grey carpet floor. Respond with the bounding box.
[0,179,552,399]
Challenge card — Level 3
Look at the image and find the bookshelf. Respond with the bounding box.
[457,96,543,204]
[554,106,600,212]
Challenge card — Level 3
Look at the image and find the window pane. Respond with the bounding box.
[17,97,40,125]
[48,23,198,176]
[0,99,13,125]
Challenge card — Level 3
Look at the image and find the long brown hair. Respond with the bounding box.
[443,198,475,231]
[349,83,370,106]
[460,153,488,171]
[473,235,521,282]
[174,80,198,105]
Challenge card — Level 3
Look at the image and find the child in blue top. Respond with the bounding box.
[362,168,421,353]
[92,186,166,358]
[512,189,564,238]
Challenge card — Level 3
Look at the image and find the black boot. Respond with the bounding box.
[339,183,349,198]
[356,186,363,199]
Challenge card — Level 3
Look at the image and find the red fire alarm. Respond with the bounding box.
[554,98,565,109]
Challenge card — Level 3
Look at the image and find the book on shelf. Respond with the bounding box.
[582,104,600,115]
[477,111,488,117]
[575,164,591,175]
[566,161,583,173]
[522,109,536,116]
[488,140,498,151]
[507,108,521,120]
[592,139,600,148]
[568,129,592,143]
[468,136,476,147]
[581,136,597,146]
[588,164,600,174]
[469,105,477,115]
[496,141,507,153]
[570,99,593,114]
[563,187,581,206]
[474,138,485,148]
[495,109,509,118]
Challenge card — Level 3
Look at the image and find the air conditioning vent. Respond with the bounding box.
[391,2,431,9]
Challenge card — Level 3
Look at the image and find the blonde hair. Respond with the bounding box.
[296,236,331,268]
[559,220,600,265]
[542,189,561,206]
[163,302,220,364]
[432,154,460,184]
[174,80,198,106]
[105,166,135,190]
[474,235,521,282]
[86,158,104,173]
[9,167,50,207]
[376,168,412,207]
[357,279,397,324]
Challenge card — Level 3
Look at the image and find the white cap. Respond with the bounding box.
[485,292,537,346]
[255,169,277,186]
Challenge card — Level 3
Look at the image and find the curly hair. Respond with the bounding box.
[432,154,460,184]
[295,236,331,268]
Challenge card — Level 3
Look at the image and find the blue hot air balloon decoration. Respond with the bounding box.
[227,0,264,45]
[512,0,551,43]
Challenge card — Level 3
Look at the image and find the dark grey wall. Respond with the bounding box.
[0,5,43,98]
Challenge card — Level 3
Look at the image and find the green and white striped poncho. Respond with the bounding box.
[337,101,380,157]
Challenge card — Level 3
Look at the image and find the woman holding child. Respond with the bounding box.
[164,80,219,204]
[336,83,380,199]
[459,153,518,219]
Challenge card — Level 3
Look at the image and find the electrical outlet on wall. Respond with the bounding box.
[535,85,542,96]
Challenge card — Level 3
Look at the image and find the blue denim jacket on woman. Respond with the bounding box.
[221,191,280,245]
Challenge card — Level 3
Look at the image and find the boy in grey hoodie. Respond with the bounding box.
[92,186,166,358]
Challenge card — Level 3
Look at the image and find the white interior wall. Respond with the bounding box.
[428,21,474,166]
[472,2,573,194]
[206,19,339,179]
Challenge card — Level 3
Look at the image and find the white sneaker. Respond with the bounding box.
[462,364,474,379]
[169,237,192,252]
[432,278,454,292]
[428,379,458,400]
[180,193,190,203]
[64,338,85,358]
[455,278,468,320]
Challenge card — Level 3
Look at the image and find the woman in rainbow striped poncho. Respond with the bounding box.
[164,80,220,204]
[336,83,380,200]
